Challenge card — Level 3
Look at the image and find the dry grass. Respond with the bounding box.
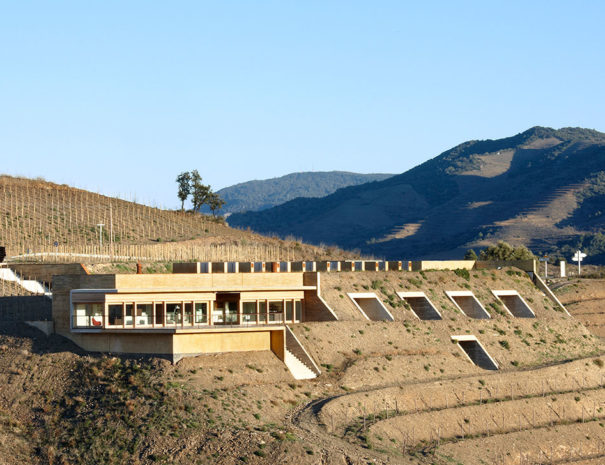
[0,175,359,263]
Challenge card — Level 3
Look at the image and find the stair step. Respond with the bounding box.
[285,350,317,380]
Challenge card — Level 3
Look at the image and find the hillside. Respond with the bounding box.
[0,175,359,263]
[212,171,394,214]
[1,268,604,464]
[228,127,605,262]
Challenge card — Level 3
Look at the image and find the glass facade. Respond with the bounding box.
[73,297,302,329]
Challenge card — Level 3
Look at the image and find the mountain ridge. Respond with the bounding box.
[213,171,394,214]
[228,126,605,262]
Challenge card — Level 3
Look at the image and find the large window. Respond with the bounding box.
[242,301,257,324]
[184,303,193,326]
[72,296,301,330]
[125,304,134,326]
[136,303,153,326]
[195,303,208,324]
[73,303,104,328]
[166,303,182,325]
[108,304,123,326]
[269,301,284,323]
[259,301,267,324]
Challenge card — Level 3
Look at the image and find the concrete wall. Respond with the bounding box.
[69,332,174,355]
[64,328,285,362]
[302,272,338,321]
[52,274,116,335]
[303,290,338,321]
[114,272,305,290]
[10,263,88,286]
[412,260,475,271]
[0,296,52,321]
[173,330,272,355]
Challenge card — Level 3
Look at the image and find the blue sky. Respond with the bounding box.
[1,1,604,208]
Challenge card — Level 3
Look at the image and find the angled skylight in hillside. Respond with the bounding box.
[451,335,498,370]
[397,292,442,320]
[491,290,535,318]
[445,291,491,319]
[347,293,394,321]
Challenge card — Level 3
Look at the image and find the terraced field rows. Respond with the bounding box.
[369,389,605,445]
[439,421,605,465]
[319,358,605,435]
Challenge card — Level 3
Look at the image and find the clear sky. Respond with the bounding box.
[1,1,604,208]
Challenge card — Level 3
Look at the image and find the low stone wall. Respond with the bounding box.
[0,296,52,321]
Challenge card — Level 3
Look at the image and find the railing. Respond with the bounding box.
[73,312,298,330]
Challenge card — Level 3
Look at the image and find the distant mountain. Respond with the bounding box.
[228,127,605,262]
[214,171,394,214]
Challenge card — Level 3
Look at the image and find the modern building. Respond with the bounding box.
[52,269,334,377]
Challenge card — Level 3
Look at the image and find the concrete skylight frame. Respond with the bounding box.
[445,290,491,319]
[491,290,536,318]
[347,292,395,321]
[396,291,442,320]
[451,335,499,370]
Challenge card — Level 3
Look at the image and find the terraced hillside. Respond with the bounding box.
[229,126,605,262]
[1,266,603,464]
[0,175,358,263]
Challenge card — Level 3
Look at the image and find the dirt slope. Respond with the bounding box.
[555,278,605,338]
[1,268,604,464]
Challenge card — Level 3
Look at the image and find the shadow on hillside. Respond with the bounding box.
[0,322,175,366]
[0,321,87,356]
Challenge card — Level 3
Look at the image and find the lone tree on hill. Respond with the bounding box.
[175,170,225,214]
[190,170,211,212]
[207,192,226,217]
[176,171,192,212]
[478,241,535,261]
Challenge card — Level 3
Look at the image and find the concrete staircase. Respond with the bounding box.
[284,326,321,380]
[0,266,51,296]
[284,350,317,380]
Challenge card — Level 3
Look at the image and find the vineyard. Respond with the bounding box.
[0,176,354,263]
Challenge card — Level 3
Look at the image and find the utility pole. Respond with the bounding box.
[97,224,105,249]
